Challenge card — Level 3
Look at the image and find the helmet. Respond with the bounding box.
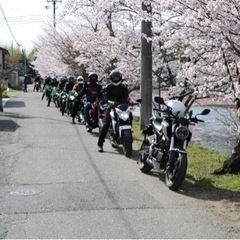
[77,76,84,84]
[60,76,67,83]
[68,76,75,82]
[166,100,186,118]
[88,72,98,82]
[110,70,122,86]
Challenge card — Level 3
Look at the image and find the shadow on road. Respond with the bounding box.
[0,119,20,132]
[4,100,26,108]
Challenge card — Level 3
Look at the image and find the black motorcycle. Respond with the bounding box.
[138,96,210,191]
[34,82,41,92]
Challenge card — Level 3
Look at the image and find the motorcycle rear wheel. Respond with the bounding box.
[138,139,152,173]
[165,152,187,191]
[122,129,133,158]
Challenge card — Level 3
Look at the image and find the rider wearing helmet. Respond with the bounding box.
[71,76,85,124]
[33,74,42,92]
[58,76,67,92]
[41,76,52,100]
[97,70,129,152]
[23,74,29,92]
[78,72,102,127]
[47,77,59,107]
[65,76,75,93]
[72,76,85,93]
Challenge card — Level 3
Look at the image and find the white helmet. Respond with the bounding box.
[166,100,186,118]
[77,76,84,84]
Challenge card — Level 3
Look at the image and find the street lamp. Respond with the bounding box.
[46,0,62,28]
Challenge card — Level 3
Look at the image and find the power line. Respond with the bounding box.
[0,19,45,26]
[0,3,21,46]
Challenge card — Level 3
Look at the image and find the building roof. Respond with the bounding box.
[0,47,9,55]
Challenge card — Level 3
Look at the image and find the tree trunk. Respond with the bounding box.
[214,98,240,174]
[214,138,240,174]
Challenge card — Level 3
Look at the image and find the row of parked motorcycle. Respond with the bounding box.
[40,82,211,191]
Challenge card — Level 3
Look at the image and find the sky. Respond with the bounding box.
[0,0,65,52]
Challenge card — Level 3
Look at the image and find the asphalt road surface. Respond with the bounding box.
[0,89,239,239]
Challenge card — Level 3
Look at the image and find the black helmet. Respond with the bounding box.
[110,70,122,86]
[88,72,98,82]
[60,76,67,83]
[68,76,75,82]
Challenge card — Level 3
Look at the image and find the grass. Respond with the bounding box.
[132,118,240,192]
[1,87,20,98]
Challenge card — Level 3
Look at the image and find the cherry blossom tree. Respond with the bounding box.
[32,0,240,173]
[155,0,240,174]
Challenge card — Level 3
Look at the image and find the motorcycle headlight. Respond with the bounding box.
[119,111,129,121]
[175,126,189,140]
[70,96,75,101]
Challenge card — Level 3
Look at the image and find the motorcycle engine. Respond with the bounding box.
[148,134,163,162]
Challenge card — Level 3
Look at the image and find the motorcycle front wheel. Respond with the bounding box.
[61,101,66,116]
[165,152,187,191]
[138,139,152,173]
[122,129,133,158]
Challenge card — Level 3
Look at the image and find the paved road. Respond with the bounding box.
[0,90,239,239]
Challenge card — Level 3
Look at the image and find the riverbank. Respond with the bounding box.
[130,89,235,107]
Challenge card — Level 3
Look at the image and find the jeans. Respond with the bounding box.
[84,102,91,124]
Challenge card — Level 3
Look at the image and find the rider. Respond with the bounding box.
[33,74,42,91]
[23,74,28,92]
[78,72,102,127]
[71,76,85,124]
[97,70,129,152]
[47,77,59,107]
[65,76,75,93]
[57,76,67,112]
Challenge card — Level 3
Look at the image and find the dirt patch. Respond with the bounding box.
[198,191,240,232]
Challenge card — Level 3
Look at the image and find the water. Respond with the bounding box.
[132,106,238,156]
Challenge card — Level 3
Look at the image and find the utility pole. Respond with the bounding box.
[47,0,62,28]
[140,2,152,128]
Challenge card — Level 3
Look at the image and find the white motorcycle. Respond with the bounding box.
[99,99,141,158]
[138,96,210,190]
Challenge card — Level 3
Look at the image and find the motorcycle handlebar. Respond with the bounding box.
[190,117,205,123]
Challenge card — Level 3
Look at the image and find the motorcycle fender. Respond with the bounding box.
[119,125,131,137]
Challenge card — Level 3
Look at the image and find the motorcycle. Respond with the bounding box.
[138,95,210,191]
[60,91,68,116]
[41,84,52,101]
[99,99,141,158]
[34,82,41,92]
[71,92,85,123]
[76,99,85,123]
[66,91,75,116]
[85,99,100,132]
[47,87,60,107]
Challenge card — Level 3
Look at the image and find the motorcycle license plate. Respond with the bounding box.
[119,125,131,131]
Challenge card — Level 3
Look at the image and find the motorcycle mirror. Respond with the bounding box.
[201,109,211,115]
[154,96,164,104]
[189,110,193,118]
